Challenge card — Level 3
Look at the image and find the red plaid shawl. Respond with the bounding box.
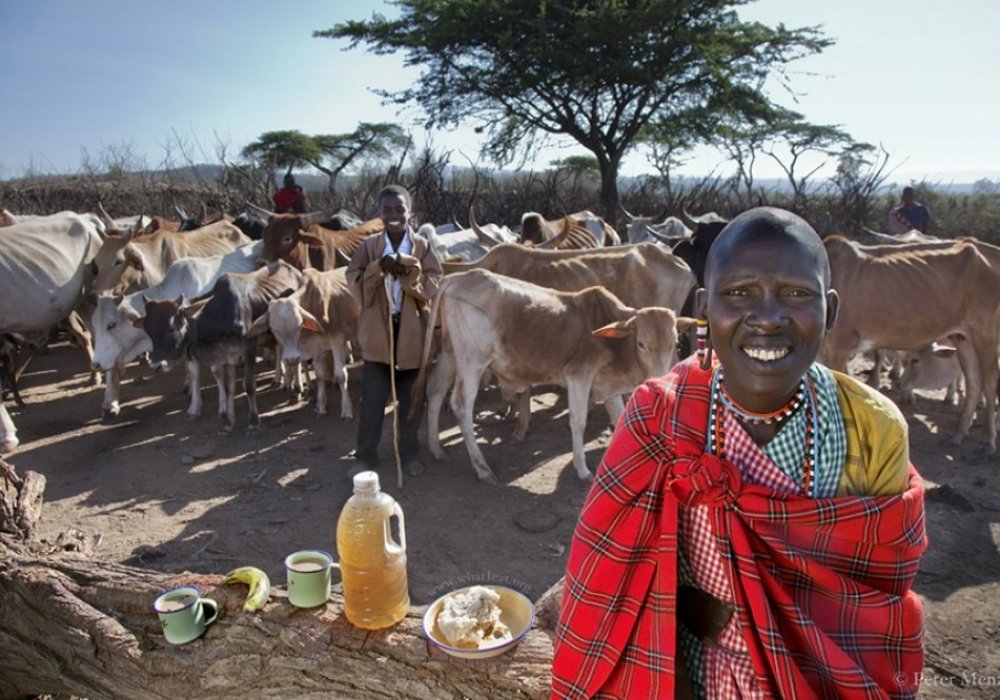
[552,358,927,699]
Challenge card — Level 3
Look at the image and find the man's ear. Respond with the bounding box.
[825,289,839,331]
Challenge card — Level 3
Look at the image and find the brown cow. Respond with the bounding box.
[822,236,1000,451]
[254,205,383,271]
[417,269,693,483]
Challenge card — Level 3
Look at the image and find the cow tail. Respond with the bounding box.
[408,282,446,421]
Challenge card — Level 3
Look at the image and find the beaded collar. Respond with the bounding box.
[709,368,819,497]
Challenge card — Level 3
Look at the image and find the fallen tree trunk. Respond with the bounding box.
[0,458,558,699]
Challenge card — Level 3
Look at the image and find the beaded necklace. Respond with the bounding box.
[709,369,819,497]
[717,377,806,426]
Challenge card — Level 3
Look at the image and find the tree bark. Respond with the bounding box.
[0,459,558,699]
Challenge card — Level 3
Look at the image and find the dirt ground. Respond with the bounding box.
[4,339,1000,699]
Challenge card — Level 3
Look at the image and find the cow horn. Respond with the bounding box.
[469,207,500,248]
[97,201,116,230]
[683,207,728,226]
[247,202,274,220]
[298,209,337,228]
[333,247,352,268]
[536,217,573,250]
[618,200,637,221]
[645,227,677,246]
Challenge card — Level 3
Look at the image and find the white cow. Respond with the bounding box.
[417,269,693,484]
[90,241,263,417]
[0,213,104,452]
[426,221,518,261]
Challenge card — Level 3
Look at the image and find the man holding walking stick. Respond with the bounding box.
[346,185,443,479]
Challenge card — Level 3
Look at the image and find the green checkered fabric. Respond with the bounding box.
[762,363,846,497]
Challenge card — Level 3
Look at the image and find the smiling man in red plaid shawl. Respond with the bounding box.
[552,208,927,699]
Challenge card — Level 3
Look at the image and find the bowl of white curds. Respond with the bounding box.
[422,584,535,660]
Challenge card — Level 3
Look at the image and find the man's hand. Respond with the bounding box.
[379,254,404,276]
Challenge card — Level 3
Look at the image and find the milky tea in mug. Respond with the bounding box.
[285,550,337,608]
[153,586,219,645]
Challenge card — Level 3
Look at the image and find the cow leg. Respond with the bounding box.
[210,364,231,434]
[952,341,982,446]
[226,364,238,434]
[186,360,202,418]
[65,310,100,386]
[971,337,998,453]
[101,365,123,419]
[0,403,17,453]
[270,351,284,390]
[510,390,531,442]
[604,394,626,425]
[0,374,18,453]
[426,351,456,461]
[245,351,260,436]
[451,364,497,484]
[566,379,594,481]
[313,353,330,417]
[331,340,352,419]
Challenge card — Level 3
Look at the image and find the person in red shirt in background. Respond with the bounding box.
[272,173,309,213]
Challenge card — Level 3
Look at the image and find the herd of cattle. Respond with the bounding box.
[0,202,997,483]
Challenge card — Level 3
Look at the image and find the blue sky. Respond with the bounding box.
[1,0,997,184]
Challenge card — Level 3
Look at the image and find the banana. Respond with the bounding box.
[224,566,271,612]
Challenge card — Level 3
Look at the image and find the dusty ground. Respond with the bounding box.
[4,340,1000,698]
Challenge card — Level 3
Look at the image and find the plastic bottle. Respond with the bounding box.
[336,471,409,629]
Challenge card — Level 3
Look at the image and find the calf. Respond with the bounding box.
[417,269,693,484]
[248,268,359,418]
[141,261,303,435]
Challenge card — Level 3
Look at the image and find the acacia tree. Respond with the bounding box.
[313,122,410,193]
[318,0,833,216]
[241,124,408,194]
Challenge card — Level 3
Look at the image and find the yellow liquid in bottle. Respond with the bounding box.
[336,490,409,630]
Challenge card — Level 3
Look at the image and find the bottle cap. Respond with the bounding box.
[352,470,380,494]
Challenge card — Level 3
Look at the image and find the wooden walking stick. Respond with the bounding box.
[384,272,404,489]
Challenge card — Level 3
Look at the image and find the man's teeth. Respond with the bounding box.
[388,220,403,225]
[743,346,790,362]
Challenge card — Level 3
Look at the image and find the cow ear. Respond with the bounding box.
[592,318,635,339]
[124,245,145,272]
[300,308,323,333]
[247,311,271,337]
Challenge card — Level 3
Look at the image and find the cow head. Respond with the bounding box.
[91,236,148,294]
[593,309,696,381]
[141,295,207,372]
[258,209,339,266]
[91,293,148,371]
